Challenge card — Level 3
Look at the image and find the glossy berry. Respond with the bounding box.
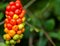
[16,0,20,3]
[8,30,16,37]
[21,28,25,33]
[6,5,11,11]
[16,18,22,24]
[17,30,22,35]
[10,39,16,44]
[10,1,15,6]
[4,28,9,33]
[11,5,16,11]
[5,18,9,23]
[18,23,24,30]
[12,25,18,32]
[15,9,21,15]
[19,34,23,39]
[22,17,26,22]
[15,0,22,9]
[5,11,9,15]
[19,10,26,18]
[13,14,19,19]
[6,23,12,30]
[9,11,14,17]
[5,40,10,45]
[10,19,16,26]
[7,16,12,20]
[13,34,20,40]
[3,34,11,40]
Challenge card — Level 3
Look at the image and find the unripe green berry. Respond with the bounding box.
[13,34,20,40]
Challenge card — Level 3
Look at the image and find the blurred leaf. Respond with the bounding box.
[37,37,47,46]
[49,32,58,38]
[36,31,47,46]
[0,42,6,46]
[30,27,34,32]
[43,11,50,19]
[57,31,60,40]
[24,25,31,38]
[45,19,55,31]
[54,0,60,20]
[0,3,8,10]
[0,12,4,21]
[56,16,60,21]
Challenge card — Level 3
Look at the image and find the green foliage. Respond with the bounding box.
[0,42,6,46]
[54,0,60,20]
[45,19,55,31]
[0,12,4,21]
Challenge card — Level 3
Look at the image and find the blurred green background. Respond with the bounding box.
[0,0,60,46]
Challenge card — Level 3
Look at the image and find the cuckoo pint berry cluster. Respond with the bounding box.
[3,0,26,45]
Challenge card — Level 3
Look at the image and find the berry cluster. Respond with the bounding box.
[3,0,26,45]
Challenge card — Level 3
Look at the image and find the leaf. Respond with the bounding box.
[0,3,8,10]
[24,25,31,38]
[37,37,47,46]
[49,32,58,38]
[0,12,4,21]
[54,0,60,20]
[0,42,6,46]
[57,31,60,40]
[45,19,55,31]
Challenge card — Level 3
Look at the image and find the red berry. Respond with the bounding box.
[11,5,16,11]
[15,1,22,9]
[16,0,20,4]
[15,9,21,15]
[16,18,22,24]
[6,23,12,30]
[7,16,12,20]
[10,1,15,6]
[9,11,14,17]
[5,11,9,15]
[6,5,11,11]
[5,18,9,23]
[10,19,16,26]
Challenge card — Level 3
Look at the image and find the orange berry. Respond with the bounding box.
[3,34,11,40]
[12,25,18,32]
[17,30,22,35]
[16,40,21,43]
[4,23,6,28]
[22,17,26,22]
[21,28,25,33]
[4,28,9,33]
[19,9,26,18]
[8,30,16,37]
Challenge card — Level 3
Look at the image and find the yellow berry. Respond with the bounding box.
[10,39,16,44]
[13,14,19,19]
[3,34,11,40]
[22,17,26,22]
[13,34,20,40]
[18,23,24,30]
[5,40,10,45]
